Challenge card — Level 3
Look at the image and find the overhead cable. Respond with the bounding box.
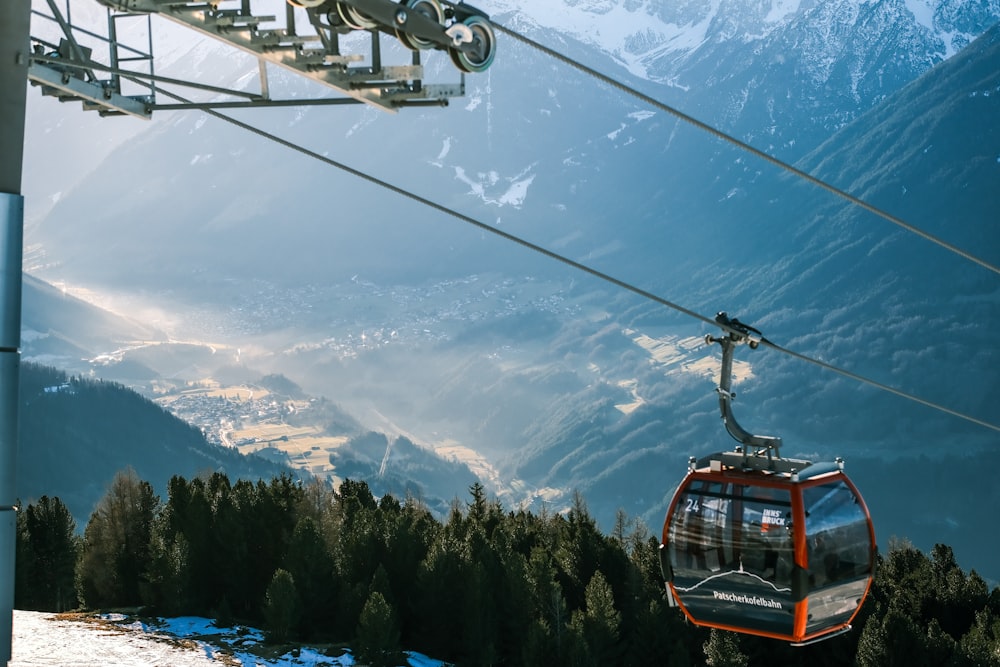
[147,82,1000,435]
[762,340,1000,433]
[493,24,1000,278]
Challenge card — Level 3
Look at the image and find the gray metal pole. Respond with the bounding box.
[0,198,21,667]
[0,1,31,665]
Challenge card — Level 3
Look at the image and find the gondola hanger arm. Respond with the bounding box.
[705,312,783,456]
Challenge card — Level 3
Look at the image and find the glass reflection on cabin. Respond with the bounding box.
[667,480,797,635]
[803,480,873,632]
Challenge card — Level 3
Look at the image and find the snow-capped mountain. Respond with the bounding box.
[491,0,999,158]
[500,0,991,77]
[20,0,1000,582]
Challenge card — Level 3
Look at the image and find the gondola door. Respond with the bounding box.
[664,472,802,640]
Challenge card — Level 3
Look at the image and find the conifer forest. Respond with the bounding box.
[15,470,1000,666]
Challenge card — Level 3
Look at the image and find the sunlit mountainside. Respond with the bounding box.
[19,0,1000,585]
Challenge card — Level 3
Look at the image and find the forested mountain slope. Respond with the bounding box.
[17,363,290,523]
[16,473,1000,665]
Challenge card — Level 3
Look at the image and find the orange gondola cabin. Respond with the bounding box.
[659,315,876,645]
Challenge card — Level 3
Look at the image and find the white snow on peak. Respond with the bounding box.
[904,0,937,32]
[905,0,952,56]
[764,0,802,23]
[902,0,981,58]
[489,0,996,81]
[489,0,724,79]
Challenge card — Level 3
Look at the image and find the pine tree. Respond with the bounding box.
[15,496,78,611]
[703,629,748,667]
[241,476,304,621]
[355,591,401,667]
[623,598,693,667]
[175,477,214,612]
[522,617,556,667]
[76,468,159,608]
[14,510,30,609]
[149,529,191,614]
[383,495,438,647]
[566,612,595,667]
[263,569,299,643]
[231,478,269,618]
[332,478,381,586]
[414,535,467,660]
[285,516,336,639]
[579,571,621,664]
[958,608,1000,664]
[209,474,249,618]
[525,545,569,638]
[930,543,989,639]
[554,491,606,612]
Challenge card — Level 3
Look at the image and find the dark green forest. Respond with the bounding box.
[17,363,289,521]
[15,470,1000,666]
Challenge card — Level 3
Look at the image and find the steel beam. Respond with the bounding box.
[28,62,152,118]
[94,0,464,110]
[0,1,29,664]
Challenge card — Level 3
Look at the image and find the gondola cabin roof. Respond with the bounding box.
[688,447,844,481]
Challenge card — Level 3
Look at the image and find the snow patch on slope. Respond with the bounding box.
[893,0,990,57]
[452,165,537,208]
[765,0,802,23]
[12,611,446,667]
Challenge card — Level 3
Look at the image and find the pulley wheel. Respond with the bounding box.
[337,1,379,30]
[449,15,496,73]
[397,0,445,50]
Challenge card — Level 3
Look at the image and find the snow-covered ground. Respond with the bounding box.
[11,610,444,667]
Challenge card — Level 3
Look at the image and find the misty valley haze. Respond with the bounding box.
[19,0,1000,587]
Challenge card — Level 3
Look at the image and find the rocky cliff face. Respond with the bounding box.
[494,0,1000,158]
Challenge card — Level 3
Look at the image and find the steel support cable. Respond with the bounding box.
[145,82,1000,435]
[494,24,1000,279]
[760,340,1000,433]
[143,85,717,323]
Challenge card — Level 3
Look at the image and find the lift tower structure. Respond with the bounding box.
[5,0,498,662]
[0,1,30,665]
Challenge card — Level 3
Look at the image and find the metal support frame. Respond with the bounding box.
[91,0,466,111]
[0,2,29,662]
[28,1,155,118]
[28,0,476,117]
[28,60,152,118]
[706,312,783,454]
[701,312,819,476]
[108,8,156,100]
[7,2,484,663]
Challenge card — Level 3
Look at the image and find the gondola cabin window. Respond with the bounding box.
[666,480,798,637]
[661,468,876,644]
[802,480,874,633]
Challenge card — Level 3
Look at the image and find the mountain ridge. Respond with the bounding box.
[19,0,1000,582]
[17,363,292,525]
